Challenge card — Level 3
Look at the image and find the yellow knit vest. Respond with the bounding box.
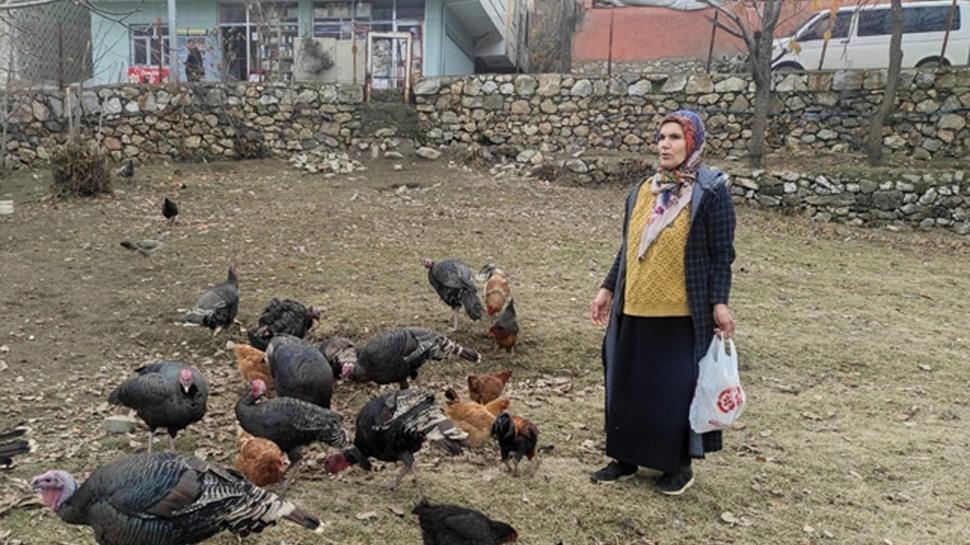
[623,189,691,317]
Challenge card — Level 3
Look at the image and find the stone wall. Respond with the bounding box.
[1,82,365,167]
[414,68,970,161]
[572,55,748,76]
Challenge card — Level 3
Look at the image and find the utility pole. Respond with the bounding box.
[168,0,178,83]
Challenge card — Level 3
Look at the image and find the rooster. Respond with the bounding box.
[413,500,519,545]
[478,264,511,318]
[488,300,519,355]
[235,433,288,487]
[178,264,240,335]
[467,370,512,405]
[230,342,272,389]
[490,412,539,477]
[0,425,32,467]
[444,387,510,448]
[344,327,480,389]
[422,258,484,331]
[324,390,467,498]
[248,299,321,351]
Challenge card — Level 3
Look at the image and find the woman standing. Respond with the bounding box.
[589,110,737,495]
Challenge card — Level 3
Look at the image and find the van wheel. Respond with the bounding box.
[774,62,804,73]
[916,57,950,69]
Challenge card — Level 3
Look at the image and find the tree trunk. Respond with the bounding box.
[749,76,770,168]
[865,0,903,166]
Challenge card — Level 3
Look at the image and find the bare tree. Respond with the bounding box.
[699,1,790,167]
[865,0,903,166]
[529,0,583,73]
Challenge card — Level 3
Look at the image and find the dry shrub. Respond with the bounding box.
[235,130,269,160]
[51,137,111,197]
[531,162,563,182]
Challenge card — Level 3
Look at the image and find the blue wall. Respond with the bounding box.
[423,0,474,77]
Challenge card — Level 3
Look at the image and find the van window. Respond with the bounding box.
[799,11,853,41]
[857,10,890,37]
[903,6,959,33]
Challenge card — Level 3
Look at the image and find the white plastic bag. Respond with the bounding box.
[689,335,745,434]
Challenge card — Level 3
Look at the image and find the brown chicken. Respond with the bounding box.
[468,370,513,405]
[235,433,289,486]
[489,300,519,355]
[444,387,511,448]
[231,342,272,389]
[490,412,539,476]
[479,264,511,317]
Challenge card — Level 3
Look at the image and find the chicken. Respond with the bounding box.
[478,264,511,318]
[489,300,519,355]
[235,379,350,477]
[0,425,32,467]
[178,264,240,335]
[443,387,510,448]
[324,390,467,498]
[31,452,323,545]
[247,298,321,351]
[230,342,272,389]
[108,362,208,453]
[467,370,512,405]
[116,159,134,178]
[490,412,539,476]
[344,327,481,389]
[422,258,484,331]
[413,500,519,545]
[318,336,357,381]
[266,334,334,409]
[235,433,288,487]
[120,238,164,257]
[162,197,179,223]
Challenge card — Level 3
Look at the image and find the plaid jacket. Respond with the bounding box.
[601,165,736,455]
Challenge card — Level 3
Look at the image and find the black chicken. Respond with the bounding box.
[490,412,539,477]
[108,362,208,453]
[178,265,239,335]
[0,425,32,467]
[31,452,323,545]
[248,299,321,351]
[422,258,484,331]
[324,390,467,497]
[235,379,350,474]
[413,500,519,545]
[116,159,134,178]
[266,334,334,409]
[318,336,357,380]
[162,197,179,223]
[343,327,481,389]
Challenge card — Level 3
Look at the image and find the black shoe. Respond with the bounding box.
[655,469,695,496]
[591,461,637,483]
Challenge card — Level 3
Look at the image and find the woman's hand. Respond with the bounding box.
[590,288,614,327]
[713,303,735,339]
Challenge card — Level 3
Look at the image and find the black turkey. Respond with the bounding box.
[343,327,480,389]
[235,379,350,474]
[108,362,208,452]
[413,500,519,545]
[247,298,320,351]
[266,334,334,409]
[31,452,322,545]
[177,265,239,334]
[324,389,467,498]
[0,425,32,467]
[318,336,357,380]
[422,258,484,331]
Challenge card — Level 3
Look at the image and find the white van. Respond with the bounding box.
[772,0,970,70]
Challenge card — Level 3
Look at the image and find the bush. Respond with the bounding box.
[235,130,269,160]
[51,137,112,197]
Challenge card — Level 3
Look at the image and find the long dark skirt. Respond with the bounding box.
[605,315,695,474]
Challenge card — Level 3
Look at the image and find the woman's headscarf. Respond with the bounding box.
[635,109,707,260]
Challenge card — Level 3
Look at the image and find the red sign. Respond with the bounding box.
[128,66,171,84]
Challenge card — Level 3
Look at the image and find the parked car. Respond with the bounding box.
[773,0,970,70]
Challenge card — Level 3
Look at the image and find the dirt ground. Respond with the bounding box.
[1,155,969,545]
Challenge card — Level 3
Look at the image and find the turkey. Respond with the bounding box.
[177,265,239,335]
[324,389,467,498]
[266,334,334,409]
[318,336,357,380]
[235,379,350,476]
[0,425,32,467]
[248,298,321,351]
[116,159,134,178]
[344,327,481,389]
[413,500,519,545]
[108,362,208,453]
[422,258,484,331]
[31,452,322,545]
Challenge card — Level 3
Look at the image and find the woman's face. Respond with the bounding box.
[657,122,688,170]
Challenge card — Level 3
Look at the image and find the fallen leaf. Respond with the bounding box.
[356,511,379,521]
[720,511,740,525]
[387,505,405,517]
